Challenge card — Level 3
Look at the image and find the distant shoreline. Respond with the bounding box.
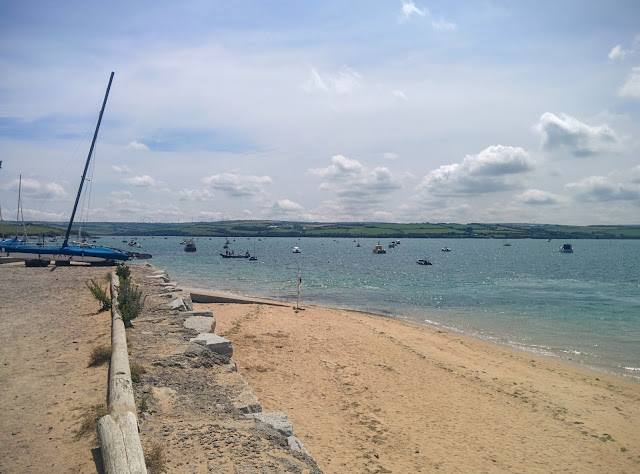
[7,220,640,240]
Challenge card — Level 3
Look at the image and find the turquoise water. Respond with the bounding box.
[116,236,640,381]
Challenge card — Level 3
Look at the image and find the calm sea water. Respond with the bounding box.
[114,236,640,381]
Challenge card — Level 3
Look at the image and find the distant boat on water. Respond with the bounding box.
[373,242,386,254]
[184,239,196,252]
[559,243,573,253]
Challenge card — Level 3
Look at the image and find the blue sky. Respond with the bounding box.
[1,1,639,224]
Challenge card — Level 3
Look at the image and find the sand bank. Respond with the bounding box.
[197,297,640,473]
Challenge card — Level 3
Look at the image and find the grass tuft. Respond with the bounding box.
[76,403,108,439]
[88,344,112,367]
[145,441,166,474]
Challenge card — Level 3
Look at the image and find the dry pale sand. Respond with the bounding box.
[198,299,640,473]
[0,262,112,473]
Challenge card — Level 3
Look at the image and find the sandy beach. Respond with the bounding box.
[0,263,112,473]
[1,261,639,473]
[197,299,640,473]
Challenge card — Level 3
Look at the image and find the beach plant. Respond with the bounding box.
[116,271,145,328]
[138,396,149,413]
[76,403,108,439]
[115,262,131,281]
[130,361,146,383]
[85,278,112,312]
[88,344,112,367]
[145,441,166,474]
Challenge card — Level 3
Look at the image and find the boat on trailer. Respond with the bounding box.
[0,72,150,266]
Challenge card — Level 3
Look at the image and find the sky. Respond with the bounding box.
[0,1,639,225]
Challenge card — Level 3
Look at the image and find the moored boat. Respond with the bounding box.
[184,239,197,252]
[373,242,386,254]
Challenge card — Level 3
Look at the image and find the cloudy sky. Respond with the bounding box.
[1,1,639,225]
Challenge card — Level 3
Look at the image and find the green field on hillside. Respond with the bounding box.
[3,220,639,240]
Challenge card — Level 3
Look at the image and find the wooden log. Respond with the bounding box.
[100,271,147,473]
[98,414,131,474]
[116,411,147,474]
[109,273,136,414]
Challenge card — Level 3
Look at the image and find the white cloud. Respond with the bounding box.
[309,154,364,180]
[308,155,401,217]
[125,175,157,187]
[6,178,68,200]
[125,141,149,151]
[618,66,640,100]
[383,152,399,160]
[21,208,67,221]
[302,66,362,95]
[302,67,328,92]
[418,145,535,196]
[535,112,618,157]
[203,173,272,198]
[273,199,304,212]
[566,176,640,202]
[112,165,133,173]
[431,18,457,31]
[392,90,408,100]
[516,189,562,205]
[177,188,215,201]
[608,44,629,61]
[400,2,428,22]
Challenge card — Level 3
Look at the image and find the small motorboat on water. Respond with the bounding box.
[417,259,432,265]
[292,246,302,253]
[441,247,452,252]
[184,239,196,252]
[220,250,250,258]
[559,243,573,253]
[373,242,386,254]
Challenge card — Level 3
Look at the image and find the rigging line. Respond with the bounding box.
[78,141,97,240]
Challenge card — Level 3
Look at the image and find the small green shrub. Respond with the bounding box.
[117,277,145,327]
[115,262,131,281]
[86,279,111,312]
[130,361,146,382]
[138,396,148,413]
[88,344,112,367]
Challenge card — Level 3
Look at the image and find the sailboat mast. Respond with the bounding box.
[63,71,114,247]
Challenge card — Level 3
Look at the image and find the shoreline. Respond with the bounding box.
[195,288,640,472]
[184,282,639,385]
[2,261,639,472]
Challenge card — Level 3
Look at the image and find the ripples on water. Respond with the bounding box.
[120,236,639,381]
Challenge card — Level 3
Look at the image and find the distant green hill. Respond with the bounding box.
[5,220,639,240]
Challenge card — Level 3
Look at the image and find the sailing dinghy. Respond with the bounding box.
[0,72,150,266]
